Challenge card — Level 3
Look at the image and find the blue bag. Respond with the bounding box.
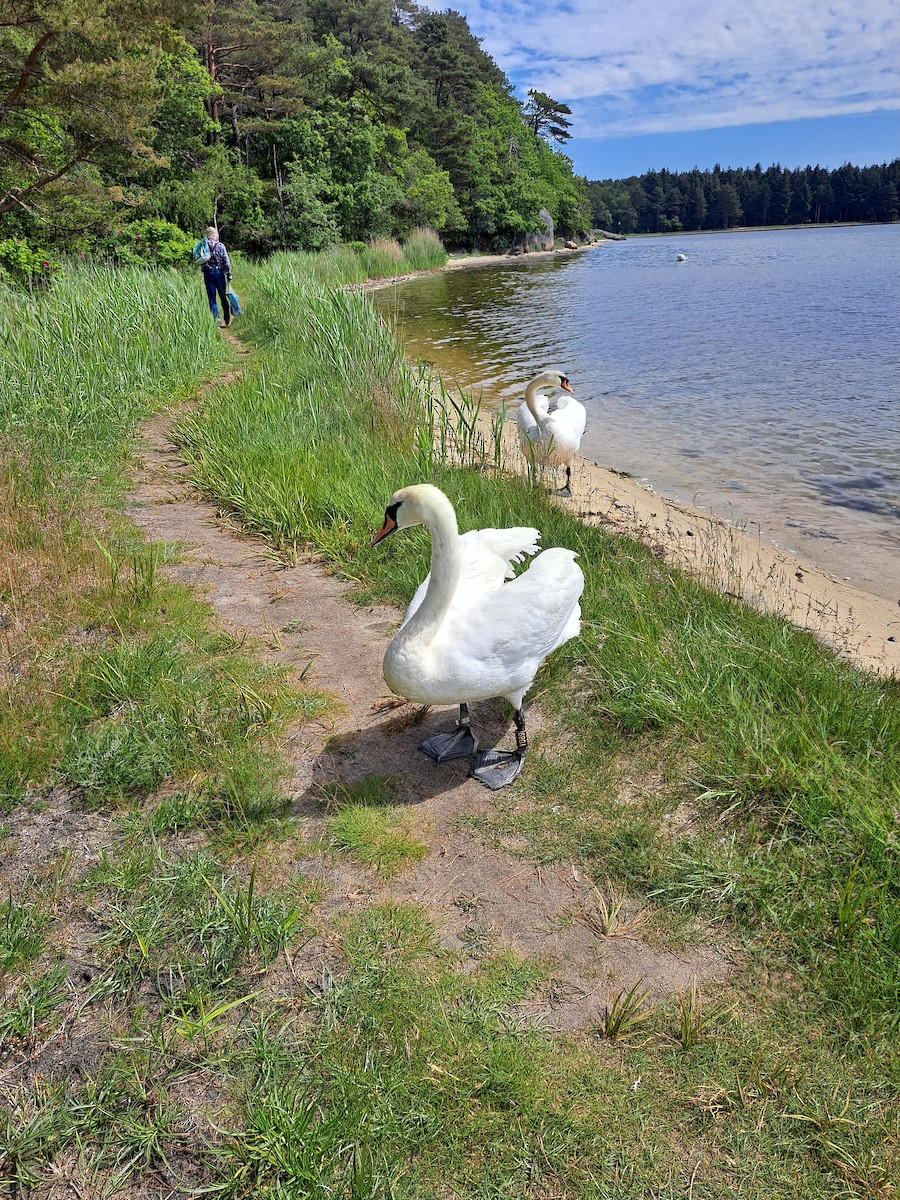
[191,237,211,266]
[226,287,242,316]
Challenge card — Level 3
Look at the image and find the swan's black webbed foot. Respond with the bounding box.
[470,747,525,790]
[419,704,478,762]
[470,707,527,790]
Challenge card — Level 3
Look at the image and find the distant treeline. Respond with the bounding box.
[585,161,900,234]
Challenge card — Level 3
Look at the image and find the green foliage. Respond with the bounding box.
[0,262,229,482]
[358,236,404,276]
[326,802,428,878]
[2,257,900,1198]
[179,255,900,1049]
[0,238,60,289]
[0,1,192,222]
[100,219,194,268]
[0,966,69,1044]
[398,148,464,234]
[60,618,305,805]
[0,0,593,254]
[524,89,573,144]
[282,164,340,250]
[401,226,447,271]
[0,896,47,972]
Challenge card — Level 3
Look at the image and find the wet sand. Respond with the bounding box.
[544,437,900,677]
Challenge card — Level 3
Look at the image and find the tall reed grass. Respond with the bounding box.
[0,263,229,486]
[401,226,446,271]
[358,236,405,277]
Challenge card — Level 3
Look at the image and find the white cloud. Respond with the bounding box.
[441,0,900,138]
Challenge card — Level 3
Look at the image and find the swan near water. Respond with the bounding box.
[372,484,584,789]
[516,369,587,497]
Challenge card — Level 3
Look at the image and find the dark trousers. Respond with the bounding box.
[203,266,230,323]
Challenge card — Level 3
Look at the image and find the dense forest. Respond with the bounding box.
[0,0,591,274]
[585,160,900,235]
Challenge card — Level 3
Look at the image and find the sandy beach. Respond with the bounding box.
[559,443,900,676]
[367,244,900,678]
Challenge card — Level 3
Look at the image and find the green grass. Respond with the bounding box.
[1,250,899,1197]
[326,806,428,878]
[0,262,230,485]
[0,895,47,972]
[401,226,448,271]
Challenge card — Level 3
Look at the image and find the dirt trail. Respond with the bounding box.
[123,344,730,1031]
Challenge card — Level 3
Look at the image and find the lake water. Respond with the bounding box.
[373,226,900,603]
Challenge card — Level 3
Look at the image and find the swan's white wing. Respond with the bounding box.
[471,526,541,576]
[543,388,574,415]
[401,525,541,627]
[434,547,584,697]
[517,400,540,445]
[544,400,586,449]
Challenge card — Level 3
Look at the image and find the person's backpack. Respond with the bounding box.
[191,237,211,266]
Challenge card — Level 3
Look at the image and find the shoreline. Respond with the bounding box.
[366,245,900,677]
[560,443,900,677]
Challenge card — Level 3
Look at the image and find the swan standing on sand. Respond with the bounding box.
[372,484,584,790]
[516,369,586,497]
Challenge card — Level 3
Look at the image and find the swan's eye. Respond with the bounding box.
[386,501,401,521]
[560,376,569,387]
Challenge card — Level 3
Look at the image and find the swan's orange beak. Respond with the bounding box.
[371,513,397,546]
[561,378,574,393]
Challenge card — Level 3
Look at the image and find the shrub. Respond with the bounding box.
[358,236,404,278]
[102,218,194,268]
[0,238,61,290]
[242,228,277,259]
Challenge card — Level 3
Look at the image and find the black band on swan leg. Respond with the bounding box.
[419,703,479,762]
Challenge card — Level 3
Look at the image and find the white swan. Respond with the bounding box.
[675,253,688,262]
[372,484,584,789]
[516,369,586,497]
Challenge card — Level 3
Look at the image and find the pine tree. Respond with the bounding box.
[524,90,573,144]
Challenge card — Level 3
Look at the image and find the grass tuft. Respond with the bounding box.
[326,805,427,879]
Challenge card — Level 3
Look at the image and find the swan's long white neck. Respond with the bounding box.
[523,376,554,422]
[402,493,461,640]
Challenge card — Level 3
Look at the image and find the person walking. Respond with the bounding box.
[201,226,233,327]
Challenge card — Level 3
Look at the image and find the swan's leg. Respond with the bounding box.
[554,465,573,498]
[419,703,479,763]
[470,708,527,790]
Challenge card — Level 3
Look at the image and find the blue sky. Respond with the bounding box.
[437,0,900,180]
